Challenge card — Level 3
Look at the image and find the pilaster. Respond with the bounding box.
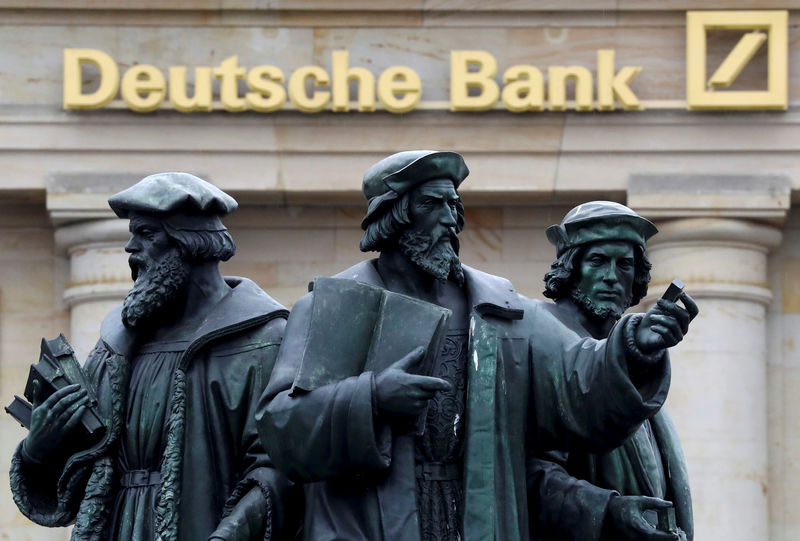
[629,174,790,541]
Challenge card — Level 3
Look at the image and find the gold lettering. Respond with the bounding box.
[450,50,499,111]
[548,65,593,111]
[288,66,331,113]
[597,50,642,111]
[169,66,213,112]
[331,51,375,112]
[501,65,544,112]
[213,56,247,112]
[63,48,119,110]
[120,65,165,113]
[377,66,421,113]
[246,66,286,113]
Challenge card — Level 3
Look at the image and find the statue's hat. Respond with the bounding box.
[360,150,469,229]
[108,172,237,231]
[546,201,657,256]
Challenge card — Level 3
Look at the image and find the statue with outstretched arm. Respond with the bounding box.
[254,152,697,541]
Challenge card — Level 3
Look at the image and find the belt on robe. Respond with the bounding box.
[415,462,462,481]
[120,469,162,488]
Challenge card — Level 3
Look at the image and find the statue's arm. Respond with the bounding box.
[255,294,392,482]
[530,304,669,453]
[10,340,111,527]
[527,451,616,541]
[212,318,302,541]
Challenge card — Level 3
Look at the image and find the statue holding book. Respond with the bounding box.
[8,173,298,541]
[528,201,692,541]
[255,151,698,541]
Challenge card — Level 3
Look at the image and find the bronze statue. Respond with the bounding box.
[9,173,298,541]
[528,201,692,541]
[255,151,698,541]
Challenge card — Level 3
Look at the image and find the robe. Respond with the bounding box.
[528,300,693,541]
[256,260,672,541]
[10,277,300,541]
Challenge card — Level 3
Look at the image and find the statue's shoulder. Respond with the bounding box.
[99,305,136,358]
[217,277,288,345]
[461,264,515,292]
[461,265,525,321]
[330,259,382,285]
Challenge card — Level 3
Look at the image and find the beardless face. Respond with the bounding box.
[397,179,464,285]
[571,241,635,322]
[121,213,191,329]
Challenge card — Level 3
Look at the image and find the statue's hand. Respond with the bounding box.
[635,293,699,355]
[607,495,679,541]
[375,347,451,418]
[23,381,88,463]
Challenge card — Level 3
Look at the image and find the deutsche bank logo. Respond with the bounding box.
[686,10,787,110]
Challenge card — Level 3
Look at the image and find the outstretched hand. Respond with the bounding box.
[375,347,451,418]
[607,495,680,541]
[23,381,88,463]
[635,292,699,355]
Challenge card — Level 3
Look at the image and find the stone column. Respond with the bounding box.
[54,219,131,361]
[629,175,790,541]
[47,173,143,360]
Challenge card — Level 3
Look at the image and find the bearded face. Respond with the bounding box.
[121,214,191,330]
[397,228,464,285]
[571,241,635,323]
[400,179,465,285]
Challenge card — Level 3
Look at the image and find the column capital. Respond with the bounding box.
[627,173,791,225]
[54,218,131,310]
[54,218,130,256]
[641,217,782,307]
[46,172,147,226]
[647,217,783,251]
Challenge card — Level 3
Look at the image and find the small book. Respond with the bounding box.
[292,277,451,401]
[4,395,32,429]
[4,334,106,437]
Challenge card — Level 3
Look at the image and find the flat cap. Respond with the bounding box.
[361,150,469,229]
[109,172,237,219]
[546,201,657,256]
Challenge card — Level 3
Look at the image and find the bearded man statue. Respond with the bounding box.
[10,173,299,541]
[528,201,693,541]
[255,151,697,541]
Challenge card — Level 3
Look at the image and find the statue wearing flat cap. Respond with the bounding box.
[529,201,693,541]
[10,173,299,541]
[255,153,697,541]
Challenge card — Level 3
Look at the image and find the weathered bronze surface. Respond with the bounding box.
[7,160,699,541]
[9,172,299,541]
[529,201,692,541]
[255,152,698,541]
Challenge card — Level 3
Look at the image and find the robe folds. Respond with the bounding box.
[10,277,299,541]
[528,302,693,541]
[256,260,672,541]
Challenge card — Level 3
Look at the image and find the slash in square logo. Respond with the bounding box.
[686,10,787,110]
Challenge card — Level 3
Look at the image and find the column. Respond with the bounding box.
[646,218,780,541]
[629,174,790,541]
[54,219,131,361]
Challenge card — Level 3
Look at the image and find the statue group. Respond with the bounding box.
[9,151,697,541]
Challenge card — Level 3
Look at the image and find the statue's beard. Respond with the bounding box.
[397,229,465,286]
[121,250,190,330]
[570,288,631,323]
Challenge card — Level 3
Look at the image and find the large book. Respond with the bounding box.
[4,334,105,437]
[292,276,451,400]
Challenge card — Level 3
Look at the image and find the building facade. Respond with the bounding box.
[0,2,798,540]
